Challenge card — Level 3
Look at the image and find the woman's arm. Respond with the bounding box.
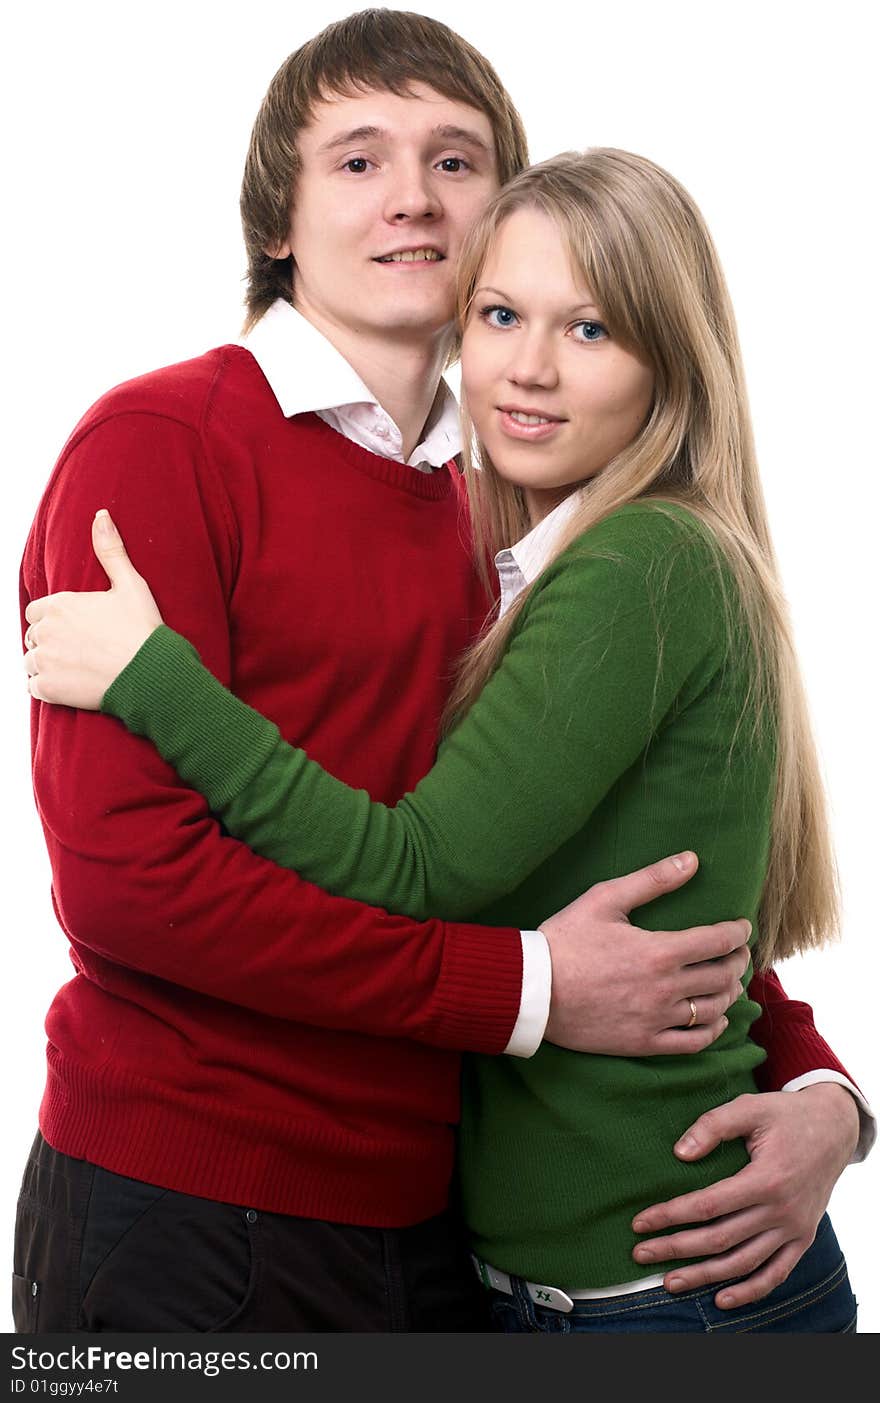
[26,506,867,1316]
[91,502,730,921]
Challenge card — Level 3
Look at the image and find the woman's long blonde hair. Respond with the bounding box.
[448,149,838,967]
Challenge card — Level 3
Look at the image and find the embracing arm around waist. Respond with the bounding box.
[104,503,733,921]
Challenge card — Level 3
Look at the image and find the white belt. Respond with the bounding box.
[472,1255,668,1314]
[473,1256,575,1313]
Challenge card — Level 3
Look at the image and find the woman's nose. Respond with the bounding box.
[505,334,559,389]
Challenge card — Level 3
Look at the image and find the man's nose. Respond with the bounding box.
[384,161,441,222]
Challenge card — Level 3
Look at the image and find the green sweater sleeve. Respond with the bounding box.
[103,504,731,920]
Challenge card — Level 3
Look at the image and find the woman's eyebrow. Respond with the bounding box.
[475,287,601,316]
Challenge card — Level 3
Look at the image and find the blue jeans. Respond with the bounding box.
[487,1214,856,1333]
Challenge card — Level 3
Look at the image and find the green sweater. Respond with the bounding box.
[104,502,774,1286]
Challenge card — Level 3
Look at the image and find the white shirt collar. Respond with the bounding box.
[240,298,460,470]
[495,493,583,616]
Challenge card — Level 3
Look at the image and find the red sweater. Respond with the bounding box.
[20,345,856,1223]
[21,346,524,1225]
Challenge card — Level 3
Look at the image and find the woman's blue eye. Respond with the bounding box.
[573,320,607,342]
[481,305,518,328]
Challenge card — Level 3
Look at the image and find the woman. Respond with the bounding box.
[23,150,856,1331]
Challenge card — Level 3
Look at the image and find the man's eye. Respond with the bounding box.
[572,320,608,342]
[479,305,518,328]
[343,158,370,174]
[437,157,468,173]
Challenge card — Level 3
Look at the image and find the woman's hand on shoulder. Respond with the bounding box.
[23,510,163,710]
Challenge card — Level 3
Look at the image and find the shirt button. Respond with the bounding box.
[246,1209,258,1223]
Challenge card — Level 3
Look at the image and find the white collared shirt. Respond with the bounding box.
[240,299,460,471]
[238,300,548,1058]
[495,492,583,617]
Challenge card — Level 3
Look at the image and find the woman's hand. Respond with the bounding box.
[23,510,163,709]
[630,1083,861,1307]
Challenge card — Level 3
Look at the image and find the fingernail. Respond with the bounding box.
[95,509,117,537]
[674,1133,698,1156]
[672,851,694,872]
[667,1276,686,1293]
[631,1216,648,1233]
[717,1292,735,1309]
[633,1246,653,1262]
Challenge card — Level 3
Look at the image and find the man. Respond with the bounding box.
[16,9,867,1332]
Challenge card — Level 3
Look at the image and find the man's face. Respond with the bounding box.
[277,84,499,347]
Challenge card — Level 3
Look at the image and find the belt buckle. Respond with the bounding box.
[527,1282,574,1314]
[472,1254,575,1314]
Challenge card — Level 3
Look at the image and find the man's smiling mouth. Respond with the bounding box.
[375,249,444,263]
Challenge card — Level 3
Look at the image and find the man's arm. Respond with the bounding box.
[25,408,746,1057]
[630,968,872,1307]
[750,966,873,1157]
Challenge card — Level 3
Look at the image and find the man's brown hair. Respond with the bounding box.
[240,7,529,328]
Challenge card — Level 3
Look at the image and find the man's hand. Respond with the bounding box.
[630,1083,860,1307]
[541,852,751,1055]
[24,510,162,708]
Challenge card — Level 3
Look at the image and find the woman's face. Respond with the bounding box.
[460,207,655,525]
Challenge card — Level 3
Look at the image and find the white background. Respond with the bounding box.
[2,0,877,1330]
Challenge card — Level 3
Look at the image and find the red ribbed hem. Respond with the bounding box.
[39,1051,453,1227]
[754,1014,854,1093]
[428,923,523,1052]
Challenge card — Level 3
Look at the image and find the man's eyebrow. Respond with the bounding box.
[315,123,493,157]
[432,125,491,153]
[316,125,385,155]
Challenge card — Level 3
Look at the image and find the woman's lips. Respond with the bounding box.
[496,407,566,441]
